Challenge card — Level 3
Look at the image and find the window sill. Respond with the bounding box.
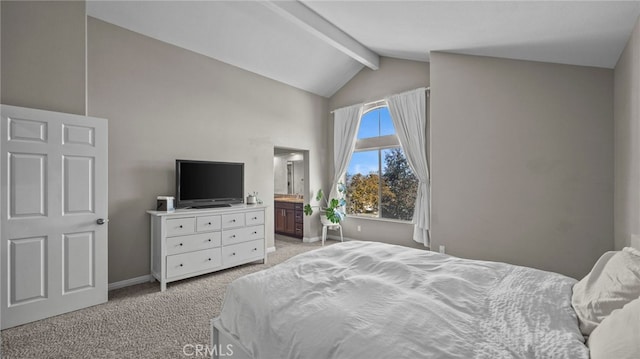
[346,215,413,225]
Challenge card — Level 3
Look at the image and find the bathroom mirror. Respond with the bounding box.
[274,152,304,195]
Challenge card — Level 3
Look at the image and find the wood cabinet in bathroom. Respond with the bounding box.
[274,200,303,239]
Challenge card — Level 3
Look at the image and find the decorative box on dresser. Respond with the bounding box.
[147,205,267,291]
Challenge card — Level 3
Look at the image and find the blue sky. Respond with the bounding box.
[349,151,378,175]
[347,108,395,176]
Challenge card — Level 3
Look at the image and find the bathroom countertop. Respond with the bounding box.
[274,197,304,204]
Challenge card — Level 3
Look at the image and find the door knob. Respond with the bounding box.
[96,218,109,225]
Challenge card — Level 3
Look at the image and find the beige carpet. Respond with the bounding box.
[1,236,327,358]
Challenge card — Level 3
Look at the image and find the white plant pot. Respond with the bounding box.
[320,214,342,226]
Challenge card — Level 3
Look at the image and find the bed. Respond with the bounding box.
[211,241,640,358]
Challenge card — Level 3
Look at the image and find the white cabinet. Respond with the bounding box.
[148,205,267,291]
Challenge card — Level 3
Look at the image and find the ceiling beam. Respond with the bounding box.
[262,0,379,70]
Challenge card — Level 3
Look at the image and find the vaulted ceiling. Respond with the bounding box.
[87,1,640,98]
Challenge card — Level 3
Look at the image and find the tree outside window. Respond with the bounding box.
[345,107,418,221]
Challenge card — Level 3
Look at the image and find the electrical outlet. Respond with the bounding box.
[357,225,361,232]
[439,245,445,254]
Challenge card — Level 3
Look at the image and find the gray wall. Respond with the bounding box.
[430,52,614,279]
[328,57,430,249]
[614,16,640,250]
[1,1,86,115]
[87,18,329,283]
[1,1,2,102]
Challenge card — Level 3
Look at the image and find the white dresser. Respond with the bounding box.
[147,205,267,291]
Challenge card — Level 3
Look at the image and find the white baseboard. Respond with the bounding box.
[327,235,357,242]
[267,246,276,253]
[303,236,320,243]
[108,274,153,291]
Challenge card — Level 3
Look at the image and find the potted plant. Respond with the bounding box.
[303,183,347,224]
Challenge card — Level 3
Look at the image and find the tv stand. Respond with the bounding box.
[192,204,231,209]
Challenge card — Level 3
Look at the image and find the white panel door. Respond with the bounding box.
[1,105,108,329]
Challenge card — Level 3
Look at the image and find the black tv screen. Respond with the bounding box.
[176,160,244,208]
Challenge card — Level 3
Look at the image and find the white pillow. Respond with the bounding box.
[587,297,640,359]
[571,247,640,336]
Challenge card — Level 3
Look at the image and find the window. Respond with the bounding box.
[346,106,418,221]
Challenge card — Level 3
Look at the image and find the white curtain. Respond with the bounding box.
[330,104,363,201]
[385,88,430,247]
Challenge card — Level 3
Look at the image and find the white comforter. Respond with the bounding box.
[218,241,588,359]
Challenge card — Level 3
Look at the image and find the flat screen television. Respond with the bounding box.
[176,160,244,209]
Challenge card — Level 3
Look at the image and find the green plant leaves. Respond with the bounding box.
[303,183,347,223]
[303,204,313,216]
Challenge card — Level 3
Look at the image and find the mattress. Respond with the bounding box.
[218,241,588,359]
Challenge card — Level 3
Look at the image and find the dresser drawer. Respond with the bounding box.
[221,227,247,246]
[166,232,221,256]
[221,213,245,229]
[166,248,221,279]
[196,215,221,232]
[247,225,264,241]
[166,217,195,237]
[245,211,264,226]
[222,239,264,267]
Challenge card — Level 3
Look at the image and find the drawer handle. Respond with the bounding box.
[179,243,183,246]
[232,252,236,256]
[252,217,257,220]
[208,222,212,225]
[208,239,212,242]
[208,258,212,261]
[231,235,236,238]
[232,219,236,222]
[179,225,183,229]
[179,264,183,267]
[253,248,257,251]
[252,231,257,235]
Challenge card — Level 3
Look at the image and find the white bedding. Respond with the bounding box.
[218,241,588,359]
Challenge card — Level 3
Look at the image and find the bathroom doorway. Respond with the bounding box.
[274,147,308,241]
